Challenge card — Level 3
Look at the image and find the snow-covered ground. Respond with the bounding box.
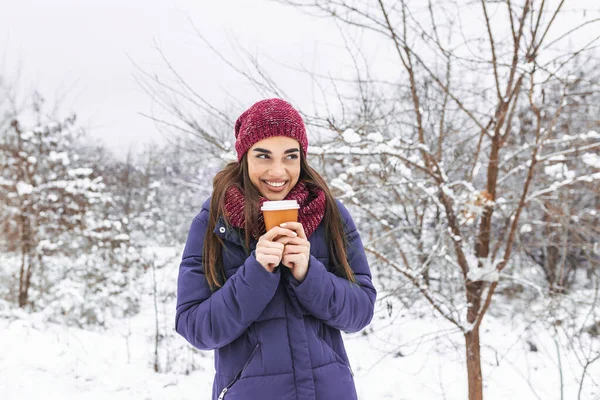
[1,248,599,399]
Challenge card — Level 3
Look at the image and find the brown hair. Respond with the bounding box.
[203,153,356,291]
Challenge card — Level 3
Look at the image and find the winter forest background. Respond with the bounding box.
[1,1,600,399]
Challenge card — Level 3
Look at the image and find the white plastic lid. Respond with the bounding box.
[261,200,300,211]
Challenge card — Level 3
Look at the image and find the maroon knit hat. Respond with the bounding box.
[234,98,308,161]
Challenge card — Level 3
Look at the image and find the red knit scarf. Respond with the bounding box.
[224,181,326,239]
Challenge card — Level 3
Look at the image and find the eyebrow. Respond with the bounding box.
[252,148,300,155]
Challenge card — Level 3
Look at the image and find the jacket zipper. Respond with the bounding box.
[317,335,354,377]
[218,343,260,400]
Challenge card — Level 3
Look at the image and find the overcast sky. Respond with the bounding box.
[2,0,599,160]
[1,0,349,160]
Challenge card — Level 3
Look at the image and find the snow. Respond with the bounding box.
[367,132,384,143]
[466,265,500,283]
[582,152,600,168]
[308,146,324,155]
[396,162,412,178]
[330,175,355,198]
[530,171,600,200]
[472,161,481,177]
[48,193,59,202]
[16,181,33,195]
[37,239,60,251]
[21,131,34,141]
[114,233,130,241]
[1,248,600,400]
[520,223,533,233]
[49,151,71,166]
[219,151,236,162]
[1,305,597,400]
[465,256,501,283]
[68,168,94,177]
[589,130,600,138]
[544,163,575,179]
[464,251,479,270]
[447,227,462,242]
[562,130,600,141]
[342,129,362,144]
[367,163,381,172]
[548,154,566,162]
[347,165,366,175]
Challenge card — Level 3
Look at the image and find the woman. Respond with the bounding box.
[176,98,376,400]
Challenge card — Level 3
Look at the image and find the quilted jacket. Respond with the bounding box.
[176,197,376,400]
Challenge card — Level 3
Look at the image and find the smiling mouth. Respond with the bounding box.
[264,180,287,187]
[261,180,289,192]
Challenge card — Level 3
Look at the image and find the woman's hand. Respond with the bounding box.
[255,227,297,273]
[276,222,311,283]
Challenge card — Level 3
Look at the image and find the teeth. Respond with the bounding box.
[266,181,286,187]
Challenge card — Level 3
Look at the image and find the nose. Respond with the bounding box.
[268,160,286,177]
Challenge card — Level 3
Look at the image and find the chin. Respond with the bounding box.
[263,191,289,201]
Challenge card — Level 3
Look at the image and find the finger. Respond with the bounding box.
[262,255,280,266]
[279,222,306,239]
[282,245,307,255]
[275,236,308,246]
[284,254,307,270]
[283,253,304,267]
[257,241,285,252]
[260,226,298,242]
[281,254,295,268]
[258,247,284,257]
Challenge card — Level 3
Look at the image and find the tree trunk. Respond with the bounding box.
[18,252,32,308]
[152,257,160,373]
[18,251,26,307]
[18,212,33,308]
[465,328,483,400]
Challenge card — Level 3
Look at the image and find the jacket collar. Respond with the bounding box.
[204,197,256,249]
[214,217,247,247]
[203,197,242,246]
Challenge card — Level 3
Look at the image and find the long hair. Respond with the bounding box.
[203,153,356,291]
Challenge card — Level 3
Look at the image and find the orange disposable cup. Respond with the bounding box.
[261,200,300,231]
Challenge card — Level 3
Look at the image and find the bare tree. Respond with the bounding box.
[265,1,600,399]
[0,87,100,308]
[136,1,600,397]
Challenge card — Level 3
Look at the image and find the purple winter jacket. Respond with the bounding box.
[175,197,376,400]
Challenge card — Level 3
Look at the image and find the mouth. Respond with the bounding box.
[262,180,289,193]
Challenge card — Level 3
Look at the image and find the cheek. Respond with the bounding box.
[247,162,262,182]
[291,164,301,180]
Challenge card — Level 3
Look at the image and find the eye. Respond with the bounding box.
[256,154,270,159]
[286,154,299,160]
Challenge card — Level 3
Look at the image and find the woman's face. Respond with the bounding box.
[247,136,301,200]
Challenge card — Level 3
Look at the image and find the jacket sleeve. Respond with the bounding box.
[289,199,376,333]
[175,210,281,350]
